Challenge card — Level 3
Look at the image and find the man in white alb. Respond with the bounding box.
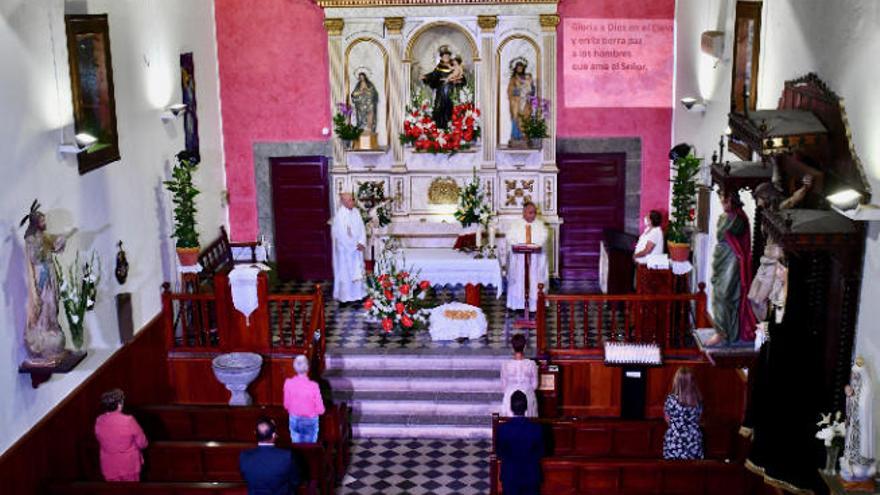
[505,202,549,312]
[331,193,367,303]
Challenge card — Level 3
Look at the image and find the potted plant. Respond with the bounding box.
[667,149,701,262]
[164,150,201,266]
[522,97,550,149]
[363,250,431,334]
[333,103,362,150]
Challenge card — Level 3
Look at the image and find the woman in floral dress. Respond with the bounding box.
[663,367,704,459]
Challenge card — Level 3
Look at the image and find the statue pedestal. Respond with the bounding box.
[19,350,87,388]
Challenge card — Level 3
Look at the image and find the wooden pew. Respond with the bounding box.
[134,403,351,481]
[490,457,758,495]
[50,481,248,495]
[492,415,746,462]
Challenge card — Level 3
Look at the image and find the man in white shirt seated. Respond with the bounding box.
[633,210,664,264]
[331,192,367,303]
[505,202,549,312]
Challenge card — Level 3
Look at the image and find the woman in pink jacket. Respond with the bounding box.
[283,355,325,443]
[94,389,148,481]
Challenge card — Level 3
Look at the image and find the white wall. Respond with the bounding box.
[674,0,880,456]
[0,0,226,455]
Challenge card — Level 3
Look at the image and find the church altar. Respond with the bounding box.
[398,248,503,298]
[318,0,563,277]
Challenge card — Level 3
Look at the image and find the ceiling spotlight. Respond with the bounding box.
[161,103,188,122]
[827,189,862,210]
[58,132,97,154]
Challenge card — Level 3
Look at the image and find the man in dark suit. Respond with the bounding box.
[497,391,544,495]
[239,417,300,495]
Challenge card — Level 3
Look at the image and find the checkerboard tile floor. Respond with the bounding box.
[338,438,492,495]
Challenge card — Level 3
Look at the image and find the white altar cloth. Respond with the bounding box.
[398,248,503,298]
[428,302,487,341]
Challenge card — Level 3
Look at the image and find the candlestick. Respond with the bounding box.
[488,222,496,249]
[475,223,483,249]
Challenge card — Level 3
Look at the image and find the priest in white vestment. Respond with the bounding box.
[505,202,549,312]
[332,193,367,303]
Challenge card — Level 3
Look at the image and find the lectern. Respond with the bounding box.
[512,243,542,329]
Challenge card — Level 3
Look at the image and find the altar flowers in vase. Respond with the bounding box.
[364,250,431,333]
[400,95,481,155]
[55,251,101,349]
[816,411,846,474]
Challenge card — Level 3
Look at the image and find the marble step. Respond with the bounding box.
[327,375,499,393]
[324,368,500,379]
[332,390,502,403]
[325,353,508,371]
[352,413,492,427]
[348,399,501,416]
[353,424,492,439]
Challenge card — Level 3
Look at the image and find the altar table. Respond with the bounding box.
[398,248,503,307]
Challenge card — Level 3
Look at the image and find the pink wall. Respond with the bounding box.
[216,0,674,240]
[215,0,330,240]
[557,0,675,220]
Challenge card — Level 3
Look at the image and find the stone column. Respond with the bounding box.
[385,17,406,172]
[324,18,346,172]
[539,14,560,170]
[477,15,498,168]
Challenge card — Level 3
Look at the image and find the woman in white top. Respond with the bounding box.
[500,333,538,417]
[633,210,664,264]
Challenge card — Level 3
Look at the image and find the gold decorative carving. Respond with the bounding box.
[384,17,405,34]
[318,0,557,7]
[477,15,498,31]
[539,14,561,31]
[323,18,344,36]
[505,179,534,206]
[428,177,461,205]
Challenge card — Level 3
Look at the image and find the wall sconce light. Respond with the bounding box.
[160,103,188,122]
[827,189,862,210]
[58,132,97,154]
[680,97,707,113]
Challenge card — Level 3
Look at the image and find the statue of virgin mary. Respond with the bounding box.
[351,72,379,136]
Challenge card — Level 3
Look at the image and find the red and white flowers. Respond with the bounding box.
[364,253,431,333]
[400,98,481,155]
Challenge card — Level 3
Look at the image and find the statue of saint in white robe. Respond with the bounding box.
[505,217,549,312]
[331,205,367,302]
[840,360,876,481]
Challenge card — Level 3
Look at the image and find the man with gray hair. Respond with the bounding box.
[282,354,325,443]
[331,192,367,303]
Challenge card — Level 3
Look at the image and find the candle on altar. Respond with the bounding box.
[475,223,483,249]
[488,222,496,248]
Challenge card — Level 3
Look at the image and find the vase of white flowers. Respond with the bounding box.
[55,251,100,349]
[816,411,846,475]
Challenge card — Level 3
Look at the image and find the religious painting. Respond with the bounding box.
[407,23,477,112]
[180,52,200,163]
[345,39,387,149]
[65,14,120,174]
[497,36,540,148]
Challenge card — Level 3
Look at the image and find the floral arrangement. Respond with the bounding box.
[400,95,481,155]
[668,151,701,244]
[54,251,100,349]
[333,103,363,141]
[522,97,550,140]
[815,411,846,448]
[363,249,431,333]
[454,170,491,228]
[357,181,392,228]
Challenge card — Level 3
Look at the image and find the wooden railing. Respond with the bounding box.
[536,283,709,357]
[162,272,325,362]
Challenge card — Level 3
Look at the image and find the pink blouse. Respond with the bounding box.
[283,375,326,418]
[94,411,148,481]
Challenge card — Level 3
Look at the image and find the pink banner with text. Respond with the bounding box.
[563,18,674,108]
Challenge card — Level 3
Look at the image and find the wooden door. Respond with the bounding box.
[558,153,626,282]
[271,156,332,281]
